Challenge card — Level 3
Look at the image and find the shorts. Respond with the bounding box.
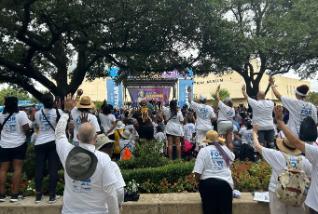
[258,130,275,148]
[0,143,28,162]
[217,121,233,135]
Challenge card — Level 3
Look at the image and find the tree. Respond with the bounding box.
[212,88,231,106]
[196,0,318,97]
[0,87,31,105]
[0,0,212,100]
[306,92,318,106]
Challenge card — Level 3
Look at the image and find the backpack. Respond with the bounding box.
[299,116,317,142]
[276,154,310,207]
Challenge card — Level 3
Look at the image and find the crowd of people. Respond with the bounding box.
[0,76,317,214]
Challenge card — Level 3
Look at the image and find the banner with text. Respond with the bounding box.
[127,86,171,106]
[107,79,123,108]
[178,79,193,107]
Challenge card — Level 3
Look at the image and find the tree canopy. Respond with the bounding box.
[0,0,212,100]
[0,87,31,105]
[196,0,318,96]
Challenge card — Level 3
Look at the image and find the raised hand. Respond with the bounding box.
[274,105,284,122]
[64,93,76,113]
[80,112,90,123]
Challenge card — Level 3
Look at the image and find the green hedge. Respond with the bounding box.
[122,161,194,184]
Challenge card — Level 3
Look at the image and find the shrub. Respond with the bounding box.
[122,160,271,193]
[118,139,169,169]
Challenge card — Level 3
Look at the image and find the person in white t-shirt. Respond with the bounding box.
[253,125,311,214]
[33,93,63,204]
[95,134,125,210]
[194,130,234,214]
[55,96,120,214]
[188,89,216,150]
[215,85,235,136]
[98,103,117,140]
[242,85,275,148]
[154,125,166,154]
[0,97,30,202]
[70,96,101,145]
[183,115,196,142]
[274,105,318,214]
[162,100,184,159]
[270,76,317,137]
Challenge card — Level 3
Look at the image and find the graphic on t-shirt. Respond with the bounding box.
[210,150,225,170]
[198,108,209,120]
[300,105,312,120]
[4,116,16,132]
[289,157,298,168]
[39,113,52,131]
[72,179,92,193]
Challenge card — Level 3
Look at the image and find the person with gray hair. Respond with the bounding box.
[55,95,119,214]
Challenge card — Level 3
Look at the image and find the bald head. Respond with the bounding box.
[257,91,265,100]
[77,122,96,145]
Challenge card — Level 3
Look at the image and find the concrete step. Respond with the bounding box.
[0,193,269,214]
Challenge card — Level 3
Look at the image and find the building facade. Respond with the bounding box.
[79,72,310,105]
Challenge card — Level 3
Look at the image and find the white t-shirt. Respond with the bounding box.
[154,132,166,143]
[98,113,116,136]
[111,161,126,189]
[261,148,312,193]
[193,144,235,188]
[0,111,29,148]
[217,101,235,122]
[34,108,63,145]
[239,127,253,145]
[248,97,274,130]
[281,96,317,136]
[191,101,216,131]
[71,108,101,142]
[183,123,196,141]
[163,107,184,137]
[305,144,318,212]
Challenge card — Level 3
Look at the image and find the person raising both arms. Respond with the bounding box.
[215,85,235,138]
[242,85,275,148]
[188,88,217,151]
[269,76,317,137]
[274,105,318,214]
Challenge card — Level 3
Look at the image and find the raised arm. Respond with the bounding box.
[215,85,221,103]
[274,106,305,152]
[241,85,248,100]
[252,125,263,153]
[269,76,282,101]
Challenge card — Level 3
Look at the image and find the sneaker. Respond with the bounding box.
[0,194,6,202]
[10,194,19,203]
[35,193,42,204]
[48,195,56,204]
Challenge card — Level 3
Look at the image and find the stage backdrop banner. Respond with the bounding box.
[178,79,193,107]
[107,79,123,108]
[127,86,171,105]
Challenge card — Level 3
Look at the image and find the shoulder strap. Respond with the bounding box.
[97,113,104,133]
[0,112,14,136]
[55,108,61,123]
[41,109,55,131]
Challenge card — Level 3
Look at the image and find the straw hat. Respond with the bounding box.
[276,138,302,156]
[203,130,225,144]
[77,96,95,109]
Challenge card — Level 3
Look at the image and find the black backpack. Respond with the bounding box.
[299,116,317,142]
